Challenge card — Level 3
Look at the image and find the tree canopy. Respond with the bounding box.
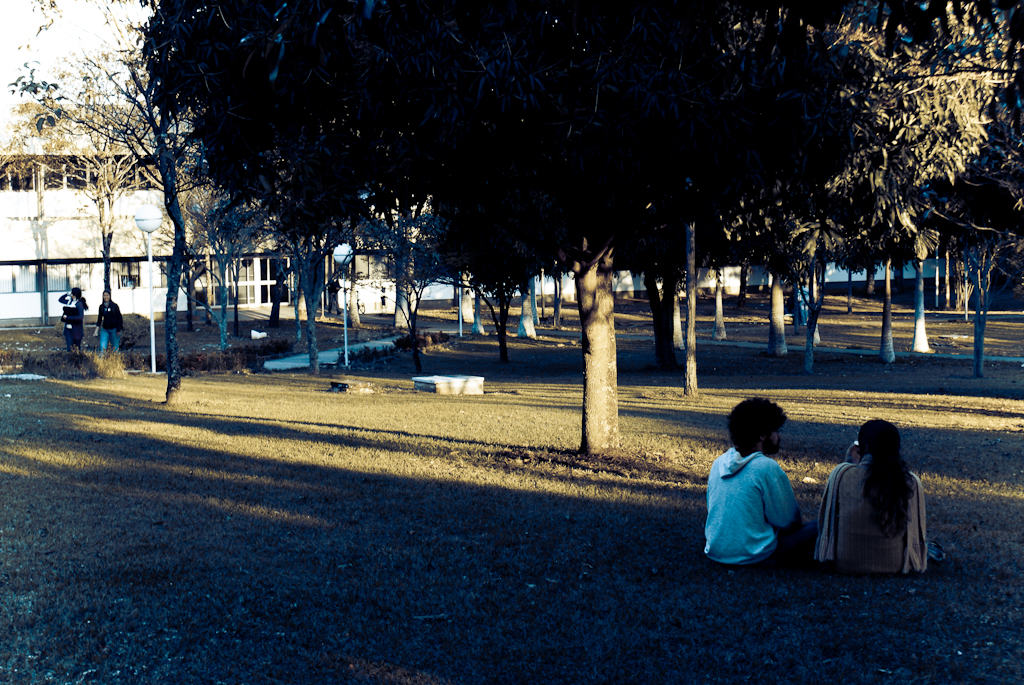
[143,0,1024,447]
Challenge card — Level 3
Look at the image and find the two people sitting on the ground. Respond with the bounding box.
[704,398,929,574]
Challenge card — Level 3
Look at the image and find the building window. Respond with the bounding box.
[0,264,38,293]
[239,258,255,282]
[113,262,140,289]
[47,265,70,292]
[44,165,65,189]
[9,169,34,191]
[16,265,37,293]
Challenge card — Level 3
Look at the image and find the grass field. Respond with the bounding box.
[1,291,1022,684]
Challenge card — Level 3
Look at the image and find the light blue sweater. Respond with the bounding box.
[704,447,800,565]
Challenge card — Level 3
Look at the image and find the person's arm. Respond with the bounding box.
[763,462,801,530]
[844,441,861,464]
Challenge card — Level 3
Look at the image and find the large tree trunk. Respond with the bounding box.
[269,260,283,328]
[232,262,241,338]
[348,262,361,328]
[944,248,951,310]
[736,262,748,308]
[553,276,563,330]
[575,252,618,455]
[912,259,930,353]
[101,205,114,294]
[645,272,677,369]
[683,222,698,395]
[973,281,987,378]
[865,263,876,296]
[158,155,188,405]
[461,275,474,325]
[531,277,540,326]
[880,260,895,364]
[712,268,726,341]
[497,298,509,362]
[473,292,486,335]
[216,262,230,350]
[517,281,537,339]
[768,273,787,356]
[802,250,822,374]
[293,279,303,343]
[394,251,414,329]
[847,268,853,315]
[302,287,320,375]
[968,250,992,379]
[183,267,195,332]
[672,289,683,348]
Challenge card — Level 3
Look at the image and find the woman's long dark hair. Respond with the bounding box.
[860,419,914,537]
[71,287,89,311]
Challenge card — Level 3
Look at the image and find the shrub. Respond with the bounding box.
[394,331,450,351]
[118,350,151,371]
[21,350,98,380]
[0,349,21,371]
[94,351,127,379]
[179,338,294,375]
[119,313,150,351]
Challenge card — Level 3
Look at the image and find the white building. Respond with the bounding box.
[0,151,185,326]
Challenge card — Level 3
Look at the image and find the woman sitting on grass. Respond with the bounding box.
[815,419,928,574]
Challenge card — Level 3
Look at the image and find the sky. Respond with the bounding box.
[1,0,144,133]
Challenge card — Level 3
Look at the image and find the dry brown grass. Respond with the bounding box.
[0,289,1022,684]
[1,328,1022,684]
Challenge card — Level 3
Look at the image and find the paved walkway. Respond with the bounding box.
[264,336,402,371]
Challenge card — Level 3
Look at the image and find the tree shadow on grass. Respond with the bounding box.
[1,380,1021,685]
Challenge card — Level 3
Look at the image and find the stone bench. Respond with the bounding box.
[412,375,484,395]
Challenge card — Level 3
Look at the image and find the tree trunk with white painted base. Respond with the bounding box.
[712,268,726,341]
[912,259,930,353]
[880,260,895,364]
[768,274,787,356]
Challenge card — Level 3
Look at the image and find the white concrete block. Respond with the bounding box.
[412,375,484,395]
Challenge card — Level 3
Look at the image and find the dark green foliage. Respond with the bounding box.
[393,330,449,352]
[118,313,150,351]
[179,338,295,375]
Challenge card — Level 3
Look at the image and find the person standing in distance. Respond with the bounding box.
[704,397,817,566]
[94,290,124,354]
[58,287,88,352]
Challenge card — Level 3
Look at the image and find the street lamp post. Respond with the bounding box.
[333,243,354,367]
[134,204,162,374]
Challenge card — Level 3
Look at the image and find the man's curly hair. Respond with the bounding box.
[727,398,787,454]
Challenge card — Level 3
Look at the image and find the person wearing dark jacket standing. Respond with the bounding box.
[58,287,88,352]
[94,290,124,354]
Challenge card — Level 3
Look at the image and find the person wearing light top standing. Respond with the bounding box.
[704,397,817,566]
[94,290,124,354]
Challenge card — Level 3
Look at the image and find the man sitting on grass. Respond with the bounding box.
[704,397,817,567]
